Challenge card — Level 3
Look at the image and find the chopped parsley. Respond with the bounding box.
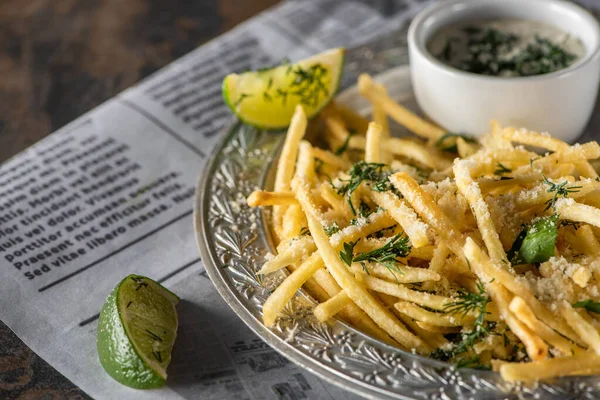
[339,241,356,266]
[508,175,582,265]
[507,215,558,265]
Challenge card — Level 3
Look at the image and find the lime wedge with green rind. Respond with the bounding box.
[223,47,345,129]
[97,275,179,389]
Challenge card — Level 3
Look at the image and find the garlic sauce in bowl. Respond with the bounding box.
[428,19,586,77]
[407,0,600,141]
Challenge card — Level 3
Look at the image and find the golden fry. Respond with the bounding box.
[248,75,600,380]
[358,74,445,140]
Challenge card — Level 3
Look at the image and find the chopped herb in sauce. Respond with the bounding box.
[429,19,583,77]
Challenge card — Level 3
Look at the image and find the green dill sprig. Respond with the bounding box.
[529,157,540,168]
[339,234,410,281]
[358,201,374,219]
[234,92,252,107]
[336,161,387,214]
[373,177,393,192]
[145,329,163,342]
[299,227,310,236]
[353,234,410,280]
[455,323,493,357]
[353,233,411,268]
[289,64,329,108]
[429,347,454,362]
[324,222,340,236]
[367,224,398,239]
[455,355,492,370]
[494,163,512,175]
[542,175,582,211]
[435,133,477,153]
[437,280,492,358]
[559,220,581,230]
[349,201,376,226]
[335,129,356,156]
[336,163,400,215]
[152,351,163,362]
[443,280,489,322]
[573,300,600,314]
[314,158,324,174]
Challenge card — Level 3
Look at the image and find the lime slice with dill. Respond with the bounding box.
[97,275,179,389]
[223,47,345,129]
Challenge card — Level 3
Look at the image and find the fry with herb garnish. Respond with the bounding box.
[246,69,600,382]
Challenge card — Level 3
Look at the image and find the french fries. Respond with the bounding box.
[272,105,308,242]
[358,74,445,140]
[246,72,600,383]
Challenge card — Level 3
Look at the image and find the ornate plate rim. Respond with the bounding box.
[194,66,600,400]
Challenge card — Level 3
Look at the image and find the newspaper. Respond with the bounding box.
[0,1,433,399]
[1,0,599,399]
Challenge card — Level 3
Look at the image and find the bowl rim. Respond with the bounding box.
[407,0,600,83]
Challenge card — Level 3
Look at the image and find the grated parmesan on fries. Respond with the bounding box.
[247,73,600,382]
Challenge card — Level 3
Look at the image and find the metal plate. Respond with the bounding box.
[194,51,600,400]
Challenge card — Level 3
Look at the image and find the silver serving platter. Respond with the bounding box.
[194,34,600,400]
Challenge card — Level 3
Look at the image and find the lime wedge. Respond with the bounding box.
[223,47,345,129]
[97,275,179,389]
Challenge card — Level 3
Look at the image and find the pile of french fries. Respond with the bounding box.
[247,73,600,381]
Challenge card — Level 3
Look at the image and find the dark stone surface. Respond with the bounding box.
[0,0,280,163]
[0,1,279,398]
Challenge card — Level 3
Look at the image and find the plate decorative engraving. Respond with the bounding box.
[196,114,600,399]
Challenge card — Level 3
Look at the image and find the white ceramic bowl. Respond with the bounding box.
[408,0,600,142]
